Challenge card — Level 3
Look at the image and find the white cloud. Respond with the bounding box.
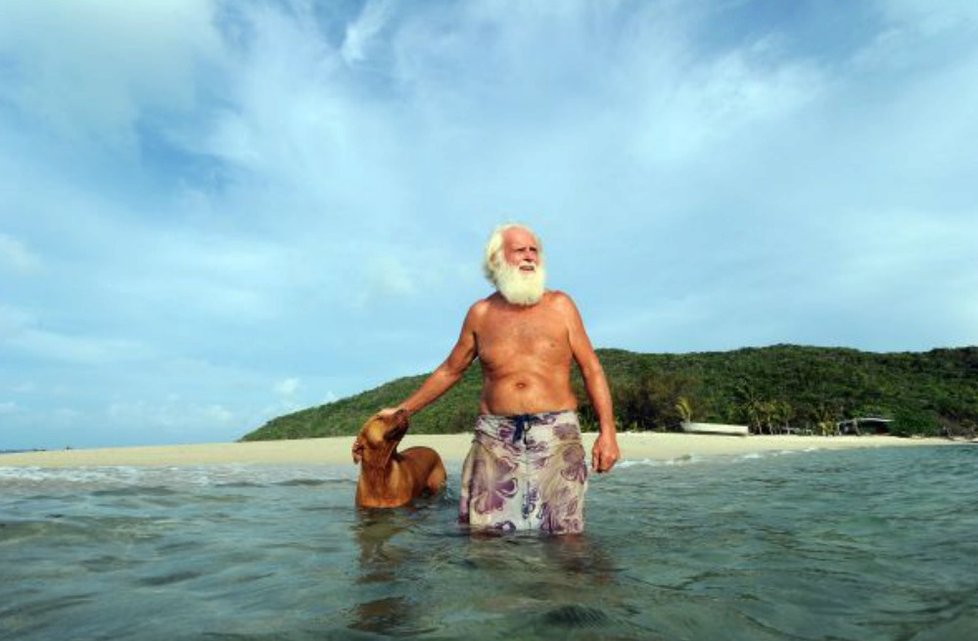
[341,0,393,64]
[0,234,41,273]
[204,404,235,424]
[631,41,826,163]
[107,399,236,432]
[875,0,978,35]
[104,232,305,322]
[355,254,418,307]
[10,382,36,394]
[17,330,150,365]
[1,305,152,365]
[274,377,301,397]
[0,1,223,147]
[0,305,32,337]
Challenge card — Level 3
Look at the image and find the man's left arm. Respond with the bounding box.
[558,293,620,473]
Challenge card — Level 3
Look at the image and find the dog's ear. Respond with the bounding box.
[352,436,365,464]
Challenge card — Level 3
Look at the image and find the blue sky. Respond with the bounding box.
[2,1,976,449]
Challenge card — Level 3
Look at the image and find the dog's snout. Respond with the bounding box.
[385,422,409,441]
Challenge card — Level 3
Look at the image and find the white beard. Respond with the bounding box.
[493,261,546,306]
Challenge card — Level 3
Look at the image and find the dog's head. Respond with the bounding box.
[352,409,409,464]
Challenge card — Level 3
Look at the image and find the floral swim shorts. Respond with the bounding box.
[459,411,588,534]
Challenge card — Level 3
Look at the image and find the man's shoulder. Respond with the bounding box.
[544,289,577,309]
[464,296,495,322]
[470,295,495,311]
[545,289,572,301]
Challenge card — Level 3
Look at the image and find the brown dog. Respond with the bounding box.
[352,409,446,508]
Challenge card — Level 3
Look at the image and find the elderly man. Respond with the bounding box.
[380,223,619,534]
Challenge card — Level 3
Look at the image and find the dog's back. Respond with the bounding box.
[397,445,446,495]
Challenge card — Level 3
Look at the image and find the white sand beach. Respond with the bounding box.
[0,432,958,468]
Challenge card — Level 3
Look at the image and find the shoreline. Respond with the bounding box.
[0,432,962,469]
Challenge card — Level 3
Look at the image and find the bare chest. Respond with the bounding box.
[476,307,570,368]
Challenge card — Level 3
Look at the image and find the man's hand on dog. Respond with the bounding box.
[377,407,409,426]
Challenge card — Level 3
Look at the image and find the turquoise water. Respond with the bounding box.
[2,445,976,640]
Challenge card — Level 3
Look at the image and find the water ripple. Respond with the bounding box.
[1,447,976,641]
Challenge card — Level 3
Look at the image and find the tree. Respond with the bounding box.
[614,370,696,431]
[675,397,694,424]
[813,403,841,436]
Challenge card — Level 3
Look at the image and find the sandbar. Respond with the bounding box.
[0,432,958,469]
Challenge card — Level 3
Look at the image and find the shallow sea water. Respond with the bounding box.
[2,444,977,641]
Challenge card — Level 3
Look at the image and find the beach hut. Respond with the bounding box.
[836,417,893,435]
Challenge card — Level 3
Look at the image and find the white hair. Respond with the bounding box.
[482,223,543,285]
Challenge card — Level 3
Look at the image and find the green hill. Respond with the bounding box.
[240,344,978,440]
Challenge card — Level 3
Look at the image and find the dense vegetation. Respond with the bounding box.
[241,345,978,441]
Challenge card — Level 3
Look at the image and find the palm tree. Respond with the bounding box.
[675,396,694,426]
[814,403,839,436]
[735,381,764,433]
[774,400,794,433]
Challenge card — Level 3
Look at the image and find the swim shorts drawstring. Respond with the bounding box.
[512,414,533,443]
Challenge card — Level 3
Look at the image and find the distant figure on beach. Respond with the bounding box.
[376,223,620,534]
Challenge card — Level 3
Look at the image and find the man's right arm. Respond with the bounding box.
[383,301,483,418]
